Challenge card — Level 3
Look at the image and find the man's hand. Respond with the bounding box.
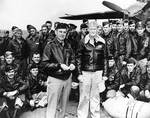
[71,82,79,89]
[30,100,35,107]
[3,92,15,99]
[119,84,125,89]
[69,64,75,71]
[145,90,150,98]
[78,75,84,83]
[7,90,18,98]
[98,80,106,93]
[102,76,108,81]
[144,39,149,47]
[43,81,48,86]
[122,61,127,65]
[0,55,4,60]
[3,92,8,97]
[60,64,70,71]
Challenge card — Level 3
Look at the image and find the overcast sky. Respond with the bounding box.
[0,0,137,30]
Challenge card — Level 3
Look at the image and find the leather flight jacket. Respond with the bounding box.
[102,32,115,58]
[76,34,107,76]
[42,38,75,80]
[114,31,130,60]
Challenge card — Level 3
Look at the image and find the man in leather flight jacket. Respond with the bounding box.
[42,23,75,118]
[114,20,131,70]
[76,21,108,118]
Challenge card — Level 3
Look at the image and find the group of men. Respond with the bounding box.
[0,18,150,118]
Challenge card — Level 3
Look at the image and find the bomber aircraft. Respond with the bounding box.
[60,0,150,21]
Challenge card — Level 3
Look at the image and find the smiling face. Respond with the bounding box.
[117,24,124,32]
[146,22,150,33]
[32,53,40,64]
[5,69,15,79]
[55,28,67,42]
[30,28,36,36]
[30,68,38,77]
[46,22,52,31]
[103,24,111,35]
[112,24,117,31]
[127,63,135,73]
[89,26,97,37]
[139,59,148,74]
[97,25,103,35]
[109,59,115,68]
[124,23,129,31]
[147,66,150,74]
[136,27,145,36]
[88,21,98,37]
[129,23,135,32]
[41,26,48,35]
[12,27,19,36]
[15,30,22,39]
[5,55,14,64]
[81,28,88,35]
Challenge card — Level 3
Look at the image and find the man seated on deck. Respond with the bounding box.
[0,65,28,118]
[114,57,141,99]
[26,63,47,109]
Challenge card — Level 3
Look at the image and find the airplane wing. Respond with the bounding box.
[59,11,123,20]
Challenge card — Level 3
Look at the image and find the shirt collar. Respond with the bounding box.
[84,34,105,44]
[55,37,65,47]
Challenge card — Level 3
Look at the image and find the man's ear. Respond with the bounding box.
[31,57,34,61]
[55,30,57,36]
[134,64,136,68]
[30,69,32,73]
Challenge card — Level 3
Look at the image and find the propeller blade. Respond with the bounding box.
[102,1,124,13]
[142,1,150,11]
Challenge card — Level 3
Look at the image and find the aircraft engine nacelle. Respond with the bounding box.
[103,96,150,118]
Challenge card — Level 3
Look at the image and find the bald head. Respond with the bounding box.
[88,21,98,37]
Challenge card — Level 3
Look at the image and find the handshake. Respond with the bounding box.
[60,64,75,71]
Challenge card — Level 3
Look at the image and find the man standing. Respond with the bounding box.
[76,21,107,118]
[39,24,51,55]
[114,20,131,69]
[11,26,18,40]
[128,20,138,59]
[7,29,29,78]
[26,25,40,63]
[123,19,129,33]
[45,21,55,40]
[77,23,88,43]
[102,21,115,58]
[42,23,75,118]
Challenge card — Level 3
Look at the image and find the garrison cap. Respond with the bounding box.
[27,25,36,31]
[136,21,145,28]
[5,65,15,72]
[129,20,135,25]
[68,23,77,29]
[80,23,88,29]
[108,55,114,60]
[102,21,109,27]
[11,26,18,31]
[145,18,150,26]
[29,63,39,70]
[116,20,123,25]
[127,57,137,65]
[55,23,68,30]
